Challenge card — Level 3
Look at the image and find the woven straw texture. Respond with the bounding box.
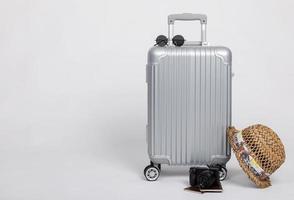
[228,124,285,188]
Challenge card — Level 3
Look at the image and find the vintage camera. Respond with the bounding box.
[189,167,220,188]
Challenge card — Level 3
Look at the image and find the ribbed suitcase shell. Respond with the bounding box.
[146,45,232,166]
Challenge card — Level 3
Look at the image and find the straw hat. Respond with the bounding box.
[228,124,285,188]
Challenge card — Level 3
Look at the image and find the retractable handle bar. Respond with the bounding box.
[168,13,207,45]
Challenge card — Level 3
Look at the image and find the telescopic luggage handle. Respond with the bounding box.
[168,13,207,45]
[168,13,207,24]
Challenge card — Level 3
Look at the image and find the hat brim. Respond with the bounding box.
[228,127,271,188]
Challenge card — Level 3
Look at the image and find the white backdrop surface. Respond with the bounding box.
[0,0,294,199]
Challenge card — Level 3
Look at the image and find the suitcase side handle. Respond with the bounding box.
[167,13,207,46]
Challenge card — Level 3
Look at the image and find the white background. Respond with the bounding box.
[0,0,293,199]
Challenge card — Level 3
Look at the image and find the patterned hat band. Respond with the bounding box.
[234,131,270,181]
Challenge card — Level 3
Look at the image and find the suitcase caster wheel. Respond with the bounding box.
[218,166,227,181]
[144,165,160,181]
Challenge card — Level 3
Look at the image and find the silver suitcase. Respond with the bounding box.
[144,14,232,181]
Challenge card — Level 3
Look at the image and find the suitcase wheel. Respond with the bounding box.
[144,164,160,181]
[218,166,227,181]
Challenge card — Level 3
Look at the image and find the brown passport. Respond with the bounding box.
[184,179,223,193]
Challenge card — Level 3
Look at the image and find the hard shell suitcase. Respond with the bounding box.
[144,14,232,181]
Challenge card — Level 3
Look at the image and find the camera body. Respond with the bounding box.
[189,167,220,188]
